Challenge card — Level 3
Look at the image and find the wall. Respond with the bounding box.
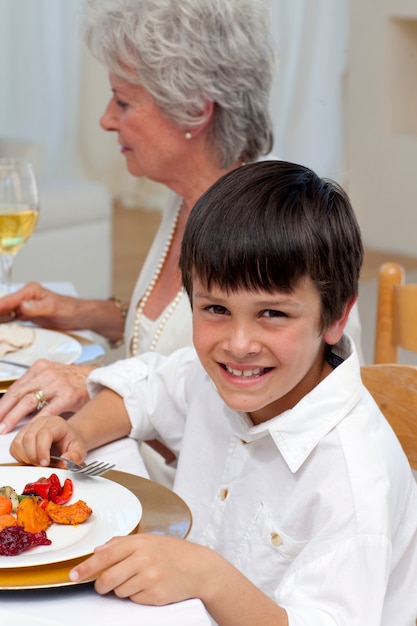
[347,0,417,256]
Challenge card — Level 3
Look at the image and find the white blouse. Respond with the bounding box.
[124,192,193,357]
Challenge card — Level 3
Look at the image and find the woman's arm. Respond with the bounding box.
[0,282,126,343]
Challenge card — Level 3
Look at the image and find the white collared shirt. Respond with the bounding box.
[89,336,417,625]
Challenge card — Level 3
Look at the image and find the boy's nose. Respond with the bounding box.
[224,323,261,358]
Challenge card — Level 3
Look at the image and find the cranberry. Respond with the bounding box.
[0,525,51,556]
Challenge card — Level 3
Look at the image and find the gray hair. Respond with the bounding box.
[82,0,274,168]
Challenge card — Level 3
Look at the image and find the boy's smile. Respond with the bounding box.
[192,277,345,424]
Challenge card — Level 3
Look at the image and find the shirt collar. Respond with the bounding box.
[236,336,363,472]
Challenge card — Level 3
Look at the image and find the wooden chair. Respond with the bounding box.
[361,363,417,470]
[374,262,417,363]
[362,363,417,625]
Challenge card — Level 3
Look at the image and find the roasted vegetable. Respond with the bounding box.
[45,500,92,525]
[0,514,17,531]
[22,473,73,505]
[0,486,19,512]
[0,495,12,516]
[17,496,53,533]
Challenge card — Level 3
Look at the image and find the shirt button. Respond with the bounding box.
[219,488,229,500]
[271,532,283,547]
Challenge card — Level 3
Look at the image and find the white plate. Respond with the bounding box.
[0,328,82,381]
[0,466,142,568]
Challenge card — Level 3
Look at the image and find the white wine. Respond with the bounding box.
[0,206,39,256]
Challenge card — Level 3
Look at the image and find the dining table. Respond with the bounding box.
[0,283,213,626]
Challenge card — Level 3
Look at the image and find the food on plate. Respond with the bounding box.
[0,323,35,358]
[17,496,53,533]
[22,473,73,505]
[0,526,51,556]
[0,495,13,516]
[0,472,93,556]
[0,486,19,511]
[45,500,92,525]
[0,514,17,531]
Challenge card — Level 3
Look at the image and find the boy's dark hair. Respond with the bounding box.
[180,160,363,331]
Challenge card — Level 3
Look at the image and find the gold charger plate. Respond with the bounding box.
[0,468,192,590]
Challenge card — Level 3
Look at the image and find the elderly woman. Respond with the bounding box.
[0,0,363,436]
[0,0,276,432]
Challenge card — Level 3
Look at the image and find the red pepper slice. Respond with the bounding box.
[52,478,73,505]
[22,474,73,505]
[48,473,62,492]
[22,481,53,500]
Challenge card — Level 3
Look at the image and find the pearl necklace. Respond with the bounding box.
[129,203,184,356]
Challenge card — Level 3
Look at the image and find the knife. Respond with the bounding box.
[0,358,30,369]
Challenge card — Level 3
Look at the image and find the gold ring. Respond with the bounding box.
[34,389,48,411]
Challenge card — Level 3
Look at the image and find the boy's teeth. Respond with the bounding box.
[226,366,262,377]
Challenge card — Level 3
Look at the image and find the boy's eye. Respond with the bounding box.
[206,304,229,315]
[262,309,288,318]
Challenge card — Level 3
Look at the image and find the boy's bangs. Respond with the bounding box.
[190,225,310,295]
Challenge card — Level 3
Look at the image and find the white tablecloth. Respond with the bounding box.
[0,283,212,626]
[0,594,211,626]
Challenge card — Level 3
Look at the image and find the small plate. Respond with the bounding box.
[0,466,142,568]
[0,328,82,382]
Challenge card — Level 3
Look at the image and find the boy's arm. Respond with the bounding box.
[200,546,288,626]
[69,534,288,626]
[68,387,132,451]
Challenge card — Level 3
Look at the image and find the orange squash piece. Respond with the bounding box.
[0,495,12,516]
[45,500,92,526]
[17,497,52,533]
[0,514,17,531]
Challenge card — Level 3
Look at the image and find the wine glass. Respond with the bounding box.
[0,158,39,294]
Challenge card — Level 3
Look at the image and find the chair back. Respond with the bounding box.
[374,262,417,363]
[361,364,417,470]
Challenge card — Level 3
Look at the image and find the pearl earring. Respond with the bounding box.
[185,132,192,140]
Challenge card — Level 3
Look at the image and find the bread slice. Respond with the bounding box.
[0,324,35,357]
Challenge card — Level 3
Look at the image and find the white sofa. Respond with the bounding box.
[0,138,112,298]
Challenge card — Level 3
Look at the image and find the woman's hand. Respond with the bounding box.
[0,360,94,434]
[9,414,87,468]
[0,282,82,330]
[0,281,126,342]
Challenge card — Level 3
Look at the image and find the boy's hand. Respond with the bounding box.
[70,526,287,625]
[70,534,211,605]
[9,414,86,468]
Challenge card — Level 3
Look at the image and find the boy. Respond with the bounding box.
[10,161,417,625]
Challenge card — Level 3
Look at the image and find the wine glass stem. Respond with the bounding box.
[0,255,13,293]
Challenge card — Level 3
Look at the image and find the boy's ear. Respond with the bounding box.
[322,296,358,346]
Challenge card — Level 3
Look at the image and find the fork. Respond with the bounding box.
[50,455,115,476]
